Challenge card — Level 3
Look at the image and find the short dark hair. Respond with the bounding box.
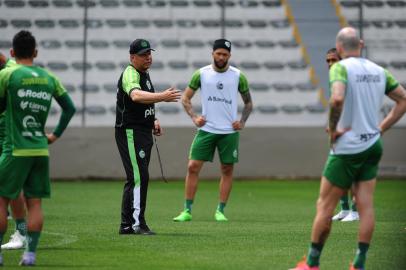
[326,47,338,55]
[12,30,36,59]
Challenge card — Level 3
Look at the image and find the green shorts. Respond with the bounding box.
[323,139,383,189]
[0,154,50,199]
[189,130,239,164]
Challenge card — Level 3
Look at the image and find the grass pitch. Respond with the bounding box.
[1,180,405,269]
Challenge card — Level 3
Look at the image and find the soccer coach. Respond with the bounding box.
[115,39,181,235]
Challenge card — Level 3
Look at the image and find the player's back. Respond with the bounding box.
[330,57,390,154]
[0,64,58,156]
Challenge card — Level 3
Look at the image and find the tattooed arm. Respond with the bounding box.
[182,86,206,127]
[233,91,253,130]
[328,81,346,147]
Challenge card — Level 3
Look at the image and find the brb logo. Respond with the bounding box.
[17,89,51,101]
[144,107,155,118]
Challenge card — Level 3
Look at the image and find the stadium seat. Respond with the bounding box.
[295,82,317,91]
[254,40,276,48]
[0,40,12,48]
[65,40,84,48]
[47,61,69,71]
[129,19,150,28]
[89,40,109,49]
[151,61,165,70]
[52,0,73,8]
[395,20,406,28]
[85,105,106,115]
[264,61,285,70]
[306,103,326,113]
[122,0,142,7]
[105,19,127,28]
[79,84,99,93]
[192,61,211,68]
[161,39,181,48]
[184,39,206,48]
[176,20,197,28]
[239,0,260,8]
[154,83,172,92]
[85,19,103,29]
[99,0,119,8]
[240,61,261,70]
[250,83,270,92]
[76,0,97,8]
[11,19,32,28]
[340,1,361,8]
[103,84,117,93]
[112,40,132,48]
[233,40,252,48]
[281,104,303,114]
[273,83,294,91]
[287,60,308,69]
[192,0,212,7]
[279,40,299,48]
[4,0,25,8]
[0,20,7,28]
[72,62,92,70]
[216,0,236,7]
[372,20,394,28]
[64,84,76,93]
[386,1,406,7]
[270,20,290,28]
[390,61,406,69]
[364,1,384,8]
[170,0,189,7]
[153,19,173,28]
[257,105,278,114]
[247,20,267,28]
[59,19,80,28]
[262,0,282,7]
[168,61,189,69]
[95,61,116,70]
[29,0,49,8]
[34,19,56,28]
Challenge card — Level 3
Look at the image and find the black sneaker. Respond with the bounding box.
[119,226,135,235]
[135,224,156,235]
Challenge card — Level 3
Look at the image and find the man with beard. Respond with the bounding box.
[173,39,253,222]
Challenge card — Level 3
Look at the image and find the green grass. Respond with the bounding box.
[1,180,405,269]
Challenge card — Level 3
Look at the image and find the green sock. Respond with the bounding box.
[15,218,27,236]
[184,199,193,213]
[217,202,226,213]
[351,201,357,212]
[340,194,350,210]
[26,231,41,253]
[353,242,369,268]
[306,242,324,267]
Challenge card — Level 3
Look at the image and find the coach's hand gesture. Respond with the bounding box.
[161,87,181,102]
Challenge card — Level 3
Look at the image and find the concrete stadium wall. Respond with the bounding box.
[49,127,406,180]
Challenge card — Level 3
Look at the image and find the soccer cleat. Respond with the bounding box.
[289,257,319,270]
[19,251,36,266]
[1,231,26,250]
[214,210,228,222]
[137,224,156,235]
[173,210,192,222]
[349,264,364,270]
[332,210,350,221]
[341,211,359,222]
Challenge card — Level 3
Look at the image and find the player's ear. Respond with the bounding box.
[33,49,38,58]
[10,48,15,58]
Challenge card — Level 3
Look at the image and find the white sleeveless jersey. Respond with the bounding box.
[329,57,399,154]
[188,65,249,134]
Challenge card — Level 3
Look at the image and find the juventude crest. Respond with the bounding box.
[146,80,152,90]
[216,81,223,90]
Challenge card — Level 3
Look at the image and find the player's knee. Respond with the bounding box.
[220,165,233,176]
[187,161,201,174]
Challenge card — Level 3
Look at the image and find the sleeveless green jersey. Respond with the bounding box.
[0,64,67,156]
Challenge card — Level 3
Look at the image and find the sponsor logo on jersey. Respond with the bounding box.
[17,89,52,101]
[20,101,47,112]
[22,115,41,129]
[360,132,379,142]
[207,96,232,105]
[146,80,152,90]
[233,149,238,158]
[216,81,223,90]
[139,149,145,159]
[145,107,155,118]
[356,74,380,83]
